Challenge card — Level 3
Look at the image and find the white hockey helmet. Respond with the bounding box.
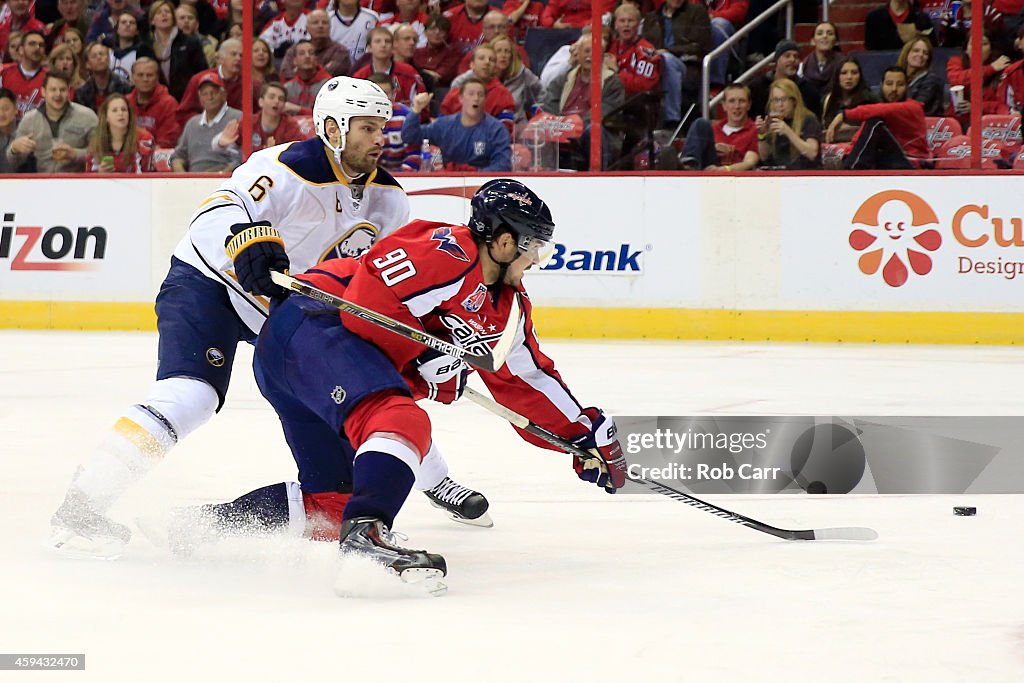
[313,76,392,159]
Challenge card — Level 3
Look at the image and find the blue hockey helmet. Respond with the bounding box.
[469,179,555,243]
[468,180,555,264]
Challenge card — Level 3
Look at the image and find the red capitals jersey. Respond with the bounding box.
[443,5,485,54]
[296,219,591,450]
[608,37,661,97]
[0,64,46,117]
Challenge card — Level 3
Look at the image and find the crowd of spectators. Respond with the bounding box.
[1,0,1023,173]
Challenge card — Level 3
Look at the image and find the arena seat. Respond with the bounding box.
[980,114,1022,155]
[925,116,962,150]
[152,147,174,172]
[932,134,971,169]
[933,135,1004,169]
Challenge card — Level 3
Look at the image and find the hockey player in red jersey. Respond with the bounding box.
[186,179,626,593]
[49,77,490,560]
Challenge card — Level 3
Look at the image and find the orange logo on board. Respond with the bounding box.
[849,190,942,287]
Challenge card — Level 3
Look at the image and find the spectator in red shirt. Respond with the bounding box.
[0,29,47,116]
[352,26,425,105]
[679,82,760,171]
[541,0,599,29]
[283,39,331,115]
[947,32,1011,125]
[253,81,304,151]
[0,0,46,57]
[830,66,930,169]
[441,43,516,131]
[502,0,543,43]
[86,92,154,172]
[126,57,180,148]
[608,3,661,97]
[280,9,351,80]
[175,39,255,128]
[444,0,489,54]
[414,14,461,87]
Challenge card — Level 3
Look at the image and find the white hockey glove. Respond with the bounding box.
[415,351,469,404]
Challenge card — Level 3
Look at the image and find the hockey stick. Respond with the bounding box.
[463,387,879,542]
[270,271,520,373]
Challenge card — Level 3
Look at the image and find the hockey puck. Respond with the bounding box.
[953,506,977,516]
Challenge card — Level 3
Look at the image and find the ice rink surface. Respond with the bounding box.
[2,330,1023,682]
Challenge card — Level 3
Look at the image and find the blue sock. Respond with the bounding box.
[207,482,291,530]
[344,452,415,529]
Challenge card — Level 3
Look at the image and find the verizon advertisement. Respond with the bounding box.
[781,177,1024,311]
[0,180,152,299]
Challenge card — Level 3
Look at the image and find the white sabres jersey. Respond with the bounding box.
[327,7,379,63]
[172,137,410,335]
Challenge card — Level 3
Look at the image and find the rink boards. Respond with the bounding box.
[2,174,1024,344]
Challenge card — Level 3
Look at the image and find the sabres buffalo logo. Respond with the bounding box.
[320,223,379,261]
[206,348,226,367]
[431,226,470,262]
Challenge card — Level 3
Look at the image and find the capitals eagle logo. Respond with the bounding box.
[430,226,470,262]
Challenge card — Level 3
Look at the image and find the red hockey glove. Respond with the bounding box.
[225,221,290,297]
[415,351,469,404]
[571,408,627,494]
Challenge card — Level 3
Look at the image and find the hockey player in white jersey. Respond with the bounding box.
[49,77,489,559]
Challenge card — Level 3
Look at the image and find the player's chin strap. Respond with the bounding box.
[486,241,517,287]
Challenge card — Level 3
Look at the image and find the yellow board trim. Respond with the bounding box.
[0,301,157,330]
[3,302,1024,345]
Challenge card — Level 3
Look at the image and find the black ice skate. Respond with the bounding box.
[49,487,132,560]
[423,476,493,528]
[338,516,447,595]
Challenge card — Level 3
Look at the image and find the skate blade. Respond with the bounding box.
[429,501,494,528]
[399,568,448,597]
[334,555,448,598]
[47,528,125,560]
